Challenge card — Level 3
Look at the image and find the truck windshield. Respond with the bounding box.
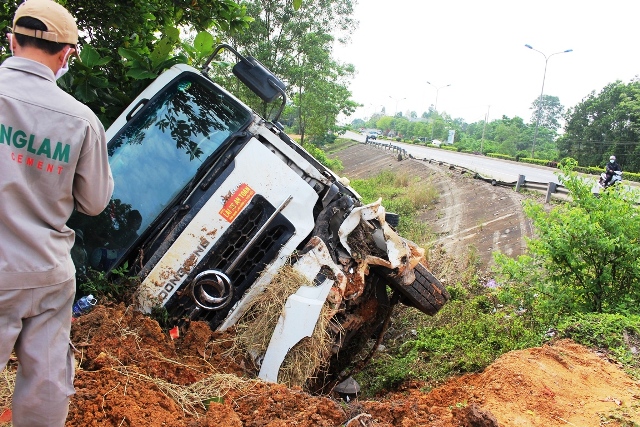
[68,73,252,276]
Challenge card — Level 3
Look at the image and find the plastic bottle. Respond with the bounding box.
[72,294,97,317]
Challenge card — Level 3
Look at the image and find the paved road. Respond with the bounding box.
[345,130,560,184]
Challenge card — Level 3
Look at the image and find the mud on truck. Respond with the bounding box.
[67,44,449,392]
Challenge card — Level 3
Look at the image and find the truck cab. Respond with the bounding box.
[67,45,449,390]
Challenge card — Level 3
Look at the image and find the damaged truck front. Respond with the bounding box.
[67,45,449,390]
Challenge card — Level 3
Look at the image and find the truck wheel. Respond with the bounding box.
[377,262,450,316]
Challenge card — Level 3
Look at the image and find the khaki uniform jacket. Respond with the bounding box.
[0,57,114,289]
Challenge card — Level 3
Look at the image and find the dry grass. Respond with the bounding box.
[110,366,257,417]
[408,179,439,210]
[392,172,411,188]
[0,363,15,427]
[231,264,335,388]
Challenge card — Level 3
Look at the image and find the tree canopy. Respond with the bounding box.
[2,0,358,143]
[224,0,358,143]
[1,0,252,126]
[558,79,640,171]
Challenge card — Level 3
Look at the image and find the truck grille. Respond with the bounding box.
[164,195,295,329]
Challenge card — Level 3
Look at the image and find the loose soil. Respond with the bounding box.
[2,144,640,427]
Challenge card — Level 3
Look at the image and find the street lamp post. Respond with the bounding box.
[481,105,490,154]
[388,96,406,116]
[525,44,572,158]
[426,82,451,140]
[426,81,451,112]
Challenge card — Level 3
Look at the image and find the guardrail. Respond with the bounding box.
[366,141,408,160]
[364,140,568,203]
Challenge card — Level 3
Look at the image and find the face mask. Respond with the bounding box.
[610,159,615,163]
[55,48,72,80]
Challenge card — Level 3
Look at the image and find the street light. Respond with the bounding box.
[389,95,406,116]
[525,44,572,158]
[426,82,451,140]
[426,81,452,112]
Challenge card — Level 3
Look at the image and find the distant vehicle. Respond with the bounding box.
[367,131,378,140]
[598,170,622,189]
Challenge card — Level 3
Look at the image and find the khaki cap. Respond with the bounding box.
[13,0,78,45]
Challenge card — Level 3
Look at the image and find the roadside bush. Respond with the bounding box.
[559,157,577,168]
[518,157,550,167]
[493,160,640,317]
[302,142,343,173]
[624,170,640,183]
[487,153,516,161]
[309,133,337,145]
[440,145,458,152]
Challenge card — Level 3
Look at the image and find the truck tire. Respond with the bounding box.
[376,262,450,316]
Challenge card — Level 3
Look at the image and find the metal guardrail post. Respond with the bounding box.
[515,175,526,192]
[545,182,557,203]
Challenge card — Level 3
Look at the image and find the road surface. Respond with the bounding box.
[345,130,560,184]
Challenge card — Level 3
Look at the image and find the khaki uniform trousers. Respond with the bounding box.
[0,278,76,427]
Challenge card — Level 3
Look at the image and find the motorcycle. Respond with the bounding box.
[598,170,622,189]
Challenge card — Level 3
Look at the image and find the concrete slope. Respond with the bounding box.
[334,143,534,272]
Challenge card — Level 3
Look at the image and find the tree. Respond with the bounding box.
[376,116,394,134]
[291,33,357,143]
[494,160,640,317]
[530,94,564,132]
[351,118,365,128]
[558,80,640,172]
[224,0,357,142]
[365,112,383,129]
[1,0,252,126]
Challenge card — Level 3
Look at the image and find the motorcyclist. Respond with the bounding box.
[603,155,621,186]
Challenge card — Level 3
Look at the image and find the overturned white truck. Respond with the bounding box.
[68,44,449,391]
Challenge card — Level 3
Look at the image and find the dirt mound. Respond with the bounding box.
[55,305,640,427]
[65,303,347,427]
[3,264,639,427]
[363,339,640,426]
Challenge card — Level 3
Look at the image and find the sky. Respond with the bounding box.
[333,0,640,125]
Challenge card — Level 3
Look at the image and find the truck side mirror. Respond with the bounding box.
[232,56,286,103]
[201,44,287,121]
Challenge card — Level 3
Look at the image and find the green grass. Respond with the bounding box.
[350,170,438,246]
[355,283,546,396]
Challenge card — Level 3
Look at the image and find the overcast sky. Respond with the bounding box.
[333,0,640,125]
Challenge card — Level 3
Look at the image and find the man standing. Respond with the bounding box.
[0,1,113,426]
